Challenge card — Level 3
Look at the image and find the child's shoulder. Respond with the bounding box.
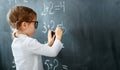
[23,35,37,42]
[13,34,37,43]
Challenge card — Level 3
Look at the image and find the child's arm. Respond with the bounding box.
[27,26,63,57]
[27,38,63,57]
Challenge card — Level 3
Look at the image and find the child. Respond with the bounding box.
[7,6,63,70]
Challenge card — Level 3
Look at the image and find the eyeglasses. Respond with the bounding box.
[26,21,38,29]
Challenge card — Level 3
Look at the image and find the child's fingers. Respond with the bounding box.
[48,30,52,38]
[48,30,52,33]
[52,35,56,40]
[58,26,63,31]
[56,26,61,30]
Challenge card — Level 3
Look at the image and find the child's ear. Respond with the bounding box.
[21,22,28,29]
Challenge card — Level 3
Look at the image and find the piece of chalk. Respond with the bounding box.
[52,31,55,37]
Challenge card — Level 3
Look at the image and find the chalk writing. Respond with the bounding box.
[45,60,51,70]
[53,59,59,70]
[42,22,47,33]
[8,0,29,5]
[12,60,16,69]
[41,1,65,16]
[54,1,65,12]
[62,65,68,70]
[42,20,55,33]
[44,59,68,70]
[42,20,66,34]
[41,0,66,35]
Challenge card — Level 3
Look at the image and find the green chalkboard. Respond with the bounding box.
[0,0,120,70]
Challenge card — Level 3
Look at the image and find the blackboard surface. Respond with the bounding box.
[0,0,120,70]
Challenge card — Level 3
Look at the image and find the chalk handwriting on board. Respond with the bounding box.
[42,22,47,33]
[49,20,55,29]
[54,1,65,12]
[41,1,66,34]
[8,0,29,5]
[62,65,68,70]
[41,2,54,16]
[12,59,16,69]
[41,1,65,16]
[44,59,58,70]
[44,59,68,70]
[53,59,59,70]
[42,20,66,34]
[42,20,55,33]
[45,60,51,70]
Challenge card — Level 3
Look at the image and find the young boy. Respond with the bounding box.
[7,6,63,70]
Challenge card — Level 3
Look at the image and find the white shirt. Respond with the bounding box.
[11,34,63,70]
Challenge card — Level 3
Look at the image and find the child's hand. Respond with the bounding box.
[55,26,63,41]
[48,30,56,46]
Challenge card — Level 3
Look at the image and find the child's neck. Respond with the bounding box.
[17,30,27,36]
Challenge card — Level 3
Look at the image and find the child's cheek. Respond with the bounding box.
[31,26,35,35]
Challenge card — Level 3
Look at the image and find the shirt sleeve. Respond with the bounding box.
[27,38,63,57]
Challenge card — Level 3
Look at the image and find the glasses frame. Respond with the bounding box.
[26,21,38,29]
